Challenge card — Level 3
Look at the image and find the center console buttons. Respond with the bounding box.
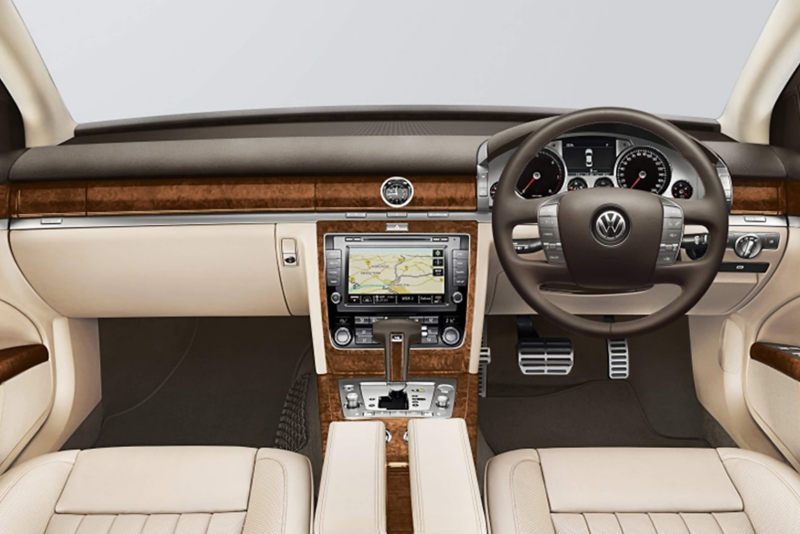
[333,327,352,347]
[441,326,461,346]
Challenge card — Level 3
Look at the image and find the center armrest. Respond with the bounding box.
[407,418,487,534]
[315,421,387,534]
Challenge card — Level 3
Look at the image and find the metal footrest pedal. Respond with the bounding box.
[607,339,630,379]
[478,321,491,397]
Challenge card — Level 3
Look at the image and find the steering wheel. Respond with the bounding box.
[492,108,728,337]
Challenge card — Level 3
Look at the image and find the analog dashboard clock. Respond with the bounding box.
[381,176,414,207]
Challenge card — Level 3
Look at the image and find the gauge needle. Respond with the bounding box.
[522,176,537,193]
[630,176,643,189]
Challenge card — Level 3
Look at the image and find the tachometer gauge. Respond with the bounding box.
[671,180,693,199]
[515,149,566,198]
[568,177,588,191]
[616,147,671,194]
[593,177,614,188]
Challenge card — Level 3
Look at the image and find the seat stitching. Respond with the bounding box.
[714,449,746,510]
[106,513,120,534]
[0,459,76,506]
[678,512,693,534]
[709,511,726,534]
[411,422,424,534]
[316,423,335,534]
[644,512,659,534]
[375,424,382,534]
[508,459,536,534]
[457,421,484,533]
[721,455,800,505]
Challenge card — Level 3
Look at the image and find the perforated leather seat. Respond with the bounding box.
[0,446,313,534]
[485,447,800,534]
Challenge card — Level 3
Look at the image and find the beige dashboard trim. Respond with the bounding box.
[0,0,76,146]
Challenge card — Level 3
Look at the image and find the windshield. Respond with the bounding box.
[13,0,777,124]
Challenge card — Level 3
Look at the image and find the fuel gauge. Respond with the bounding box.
[671,180,693,199]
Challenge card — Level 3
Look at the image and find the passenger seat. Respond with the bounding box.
[0,446,312,533]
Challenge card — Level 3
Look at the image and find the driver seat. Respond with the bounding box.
[485,447,800,533]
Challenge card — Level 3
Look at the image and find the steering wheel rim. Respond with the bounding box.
[492,107,728,338]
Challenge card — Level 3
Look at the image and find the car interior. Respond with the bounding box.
[2,0,800,533]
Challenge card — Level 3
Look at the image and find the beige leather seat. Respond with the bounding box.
[0,446,312,534]
[485,447,800,533]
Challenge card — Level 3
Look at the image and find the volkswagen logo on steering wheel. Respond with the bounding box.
[593,209,629,245]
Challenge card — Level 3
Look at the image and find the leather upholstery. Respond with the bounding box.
[485,447,800,534]
[0,446,313,534]
[315,421,386,534]
[407,418,486,534]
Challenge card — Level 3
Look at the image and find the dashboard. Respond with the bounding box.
[481,131,732,209]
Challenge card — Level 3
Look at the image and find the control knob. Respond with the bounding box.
[734,234,762,259]
[330,292,342,304]
[333,327,352,347]
[345,392,359,409]
[435,394,450,408]
[441,326,461,346]
[452,291,463,304]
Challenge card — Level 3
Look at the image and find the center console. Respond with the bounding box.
[324,233,471,349]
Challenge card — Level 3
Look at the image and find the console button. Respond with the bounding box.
[453,250,469,260]
[454,277,468,286]
[432,295,444,304]
[325,250,342,260]
[452,291,463,304]
[354,316,370,325]
[348,295,361,304]
[399,295,417,304]
[763,233,780,250]
[327,275,340,286]
[423,316,439,325]
[453,259,468,270]
[333,327,352,347]
[419,295,433,304]
[325,258,342,269]
[441,326,461,346]
[330,292,342,304]
[361,295,374,304]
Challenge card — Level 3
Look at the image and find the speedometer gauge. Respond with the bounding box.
[515,149,566,198]
[616,147,671,195]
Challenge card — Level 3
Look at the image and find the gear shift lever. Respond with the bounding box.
[372,319,422,410]
[372,318,423,383]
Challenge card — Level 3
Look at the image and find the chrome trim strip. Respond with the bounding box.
[9,211,491,230]
[728,215,787,227]
[8,212,787,231]
[788,215,800,228]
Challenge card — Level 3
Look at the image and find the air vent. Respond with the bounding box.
[517,338,574,375]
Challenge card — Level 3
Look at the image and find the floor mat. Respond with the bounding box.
[479,380,709,453]
[94,317,312,448]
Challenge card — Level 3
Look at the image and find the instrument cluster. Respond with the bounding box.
[485,132,710,205]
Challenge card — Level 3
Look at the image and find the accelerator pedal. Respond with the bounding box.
[607,339,630,379]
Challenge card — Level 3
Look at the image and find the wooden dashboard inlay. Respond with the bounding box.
[0,344,48,384]
[731,179,787,215]
[9,175,476,218]
[751,342,800,382]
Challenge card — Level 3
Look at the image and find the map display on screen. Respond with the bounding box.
[348,248,445,295]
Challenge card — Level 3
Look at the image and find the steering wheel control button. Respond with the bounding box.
[657,199,684,265]
[593,210,629,246]
[734,234,763,259]
[537,201,565,264]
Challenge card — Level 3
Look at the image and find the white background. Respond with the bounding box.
[14,0,777,124]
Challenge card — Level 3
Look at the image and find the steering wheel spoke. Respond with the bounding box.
[510,255,572,287]
[650,258,708,286]
[673,198,724,230]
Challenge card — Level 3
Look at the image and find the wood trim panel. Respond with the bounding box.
[9,175,475,218]
[751,342,800,382]
[0,184,9,219]
[731,178,786,215]
[316,220,478,375]
[315,175,476,211]
[0,344,48,384]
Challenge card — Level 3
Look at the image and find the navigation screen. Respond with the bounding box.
[348,248,445,295]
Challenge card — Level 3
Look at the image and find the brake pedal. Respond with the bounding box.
[516,316,573,375]
[607,339,630,379]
